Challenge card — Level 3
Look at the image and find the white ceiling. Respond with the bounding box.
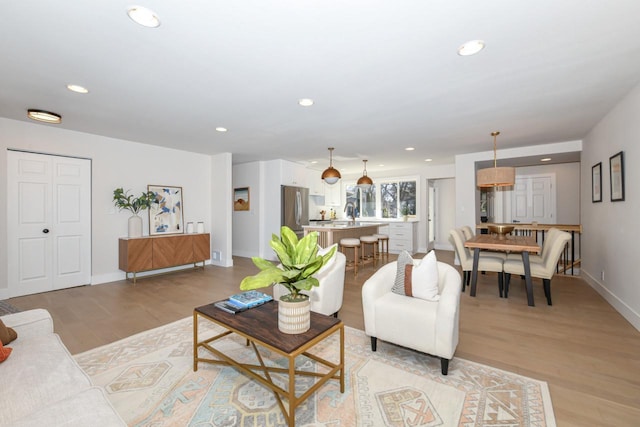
[2,1,640,174]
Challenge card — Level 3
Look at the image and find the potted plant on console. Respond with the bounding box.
[113,187,157,238]
[240,226,336,334]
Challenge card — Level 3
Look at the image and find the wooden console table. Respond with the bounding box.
[119,233,210,283]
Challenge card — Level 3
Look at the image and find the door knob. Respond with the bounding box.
[43,228,49,234]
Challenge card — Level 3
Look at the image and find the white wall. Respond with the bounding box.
[211,153,233,267]
[232,162,262,258]
[0,118,216,294]
[581,81,640,330]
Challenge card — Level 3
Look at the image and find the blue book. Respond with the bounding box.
[228,291,273,308]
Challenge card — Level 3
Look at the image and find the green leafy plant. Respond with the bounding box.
[240,226,337,302]
[113,187,157,215]
[400,205,409,216]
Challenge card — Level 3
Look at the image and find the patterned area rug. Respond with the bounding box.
[75,317,556,427]
[0,300,21,316]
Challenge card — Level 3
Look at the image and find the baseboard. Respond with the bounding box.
[582,270,640,332]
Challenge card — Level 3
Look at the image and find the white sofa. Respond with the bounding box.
[273,251,346,317]
[362,260,461,375]
[0,309,126,426]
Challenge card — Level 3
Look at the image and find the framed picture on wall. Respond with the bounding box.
[591,162,602,203]
[148,185,184,234]
[609,151,625,202]
[234,187,250,211]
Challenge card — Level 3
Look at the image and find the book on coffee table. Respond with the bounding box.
[214,300,248,314]
[228,291,273,308]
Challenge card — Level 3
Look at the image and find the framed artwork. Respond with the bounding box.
[234,187,250,211]
[591,162,602,203]
[148,185,184,235]
[609,151,625,202]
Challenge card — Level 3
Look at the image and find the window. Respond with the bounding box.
[346,178,417,219]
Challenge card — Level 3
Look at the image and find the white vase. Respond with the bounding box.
[186,222,194,233]
[278,296,311,334]
[196,222,205,233]
[128,214,143,238]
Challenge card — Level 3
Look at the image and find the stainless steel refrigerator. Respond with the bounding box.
[281,185,309,239]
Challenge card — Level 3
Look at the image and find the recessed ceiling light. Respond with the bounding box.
[298,98,314,107]
[457,40,485,56]
[215,127,228,132]
[127,6,160,28]
[405,147,415,151]
[310,160,318,164]
[66,84,89,94]
[425,158,433,162]
[27,109,62,124]
[541,158,552,162]
[378,164,384,167]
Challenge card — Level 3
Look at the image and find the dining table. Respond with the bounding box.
[464,234,541,306]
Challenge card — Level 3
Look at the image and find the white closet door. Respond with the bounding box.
[8,151,91,297]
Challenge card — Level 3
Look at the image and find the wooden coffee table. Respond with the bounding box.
[193,301,344,427]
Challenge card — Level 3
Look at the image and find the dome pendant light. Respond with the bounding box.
[321,147,341,185]
[477,131,515,187]
[357,159,373,189]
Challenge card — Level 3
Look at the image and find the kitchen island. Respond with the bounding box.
[302,222,381,247]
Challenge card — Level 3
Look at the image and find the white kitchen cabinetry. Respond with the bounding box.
[281,160,307,187]
[388,222,418,254]
[324,182,342,206]
[307,169,325,196]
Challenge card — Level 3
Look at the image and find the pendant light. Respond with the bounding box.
[476,131,515,187]
[357,159,373,189]
[321,147,341,185]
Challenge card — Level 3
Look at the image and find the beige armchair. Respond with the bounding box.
[503,229,571,305]
[362,259,461,375]
[449,228,505,295]
[273,251,346,317]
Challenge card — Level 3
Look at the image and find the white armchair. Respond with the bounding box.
[273,251,346,317]
[362,260,461,375]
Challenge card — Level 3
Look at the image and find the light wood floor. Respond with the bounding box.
[9,251,640,427]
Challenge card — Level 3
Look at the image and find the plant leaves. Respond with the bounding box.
[239,268,284,290]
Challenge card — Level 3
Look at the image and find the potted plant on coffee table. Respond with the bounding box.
[240,226,337,334]
[113,187,157,238]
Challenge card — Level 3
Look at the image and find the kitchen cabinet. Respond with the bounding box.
[281,160,307,187]
[119,233,210,282]
[388,222,418,254]
[307,169,325,196]
[324,182,342,206]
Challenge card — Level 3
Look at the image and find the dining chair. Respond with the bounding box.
[505,227,561,263]
[502,229,571,305]
[449,228,505,295]
[462,225,507,260]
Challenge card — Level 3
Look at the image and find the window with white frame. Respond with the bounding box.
[345,178,417,219]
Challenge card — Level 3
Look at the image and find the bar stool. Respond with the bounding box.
[373,233,389,263]
[339,238,361,277]
[360,235,379,268]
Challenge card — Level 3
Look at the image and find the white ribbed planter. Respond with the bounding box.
[278,296,310,334]
[128,214,142,238]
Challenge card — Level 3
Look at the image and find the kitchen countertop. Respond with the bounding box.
[303,222,383,230]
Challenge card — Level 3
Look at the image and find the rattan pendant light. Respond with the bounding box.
[321,147,341,185]
[477,131,515,187]
[357,159,373,189]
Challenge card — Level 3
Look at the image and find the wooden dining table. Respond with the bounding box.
[464,234,541,306]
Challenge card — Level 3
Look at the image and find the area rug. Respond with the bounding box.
[75,316,556,427]
[0,300,21,316]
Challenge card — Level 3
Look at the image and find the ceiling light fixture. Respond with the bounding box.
[298,98,314,107]
[425,158,433,162]
[127,6,160,28]
[405,147,415,151]
[321,147,341,185]
[476,131,515,188]
[458,40,485,56]
[541,157,552,162]
[215,127,228,132]
[66,84,89,94]
[357,159,373,189]
[27,109,62,124]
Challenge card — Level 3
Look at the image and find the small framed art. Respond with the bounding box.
[609,151,625,202]
[234,187,250,211]
[591,162,602,203]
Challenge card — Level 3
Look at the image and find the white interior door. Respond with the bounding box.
[428,181,436,250]
[7,151,91,297]
[510,174,556,224]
